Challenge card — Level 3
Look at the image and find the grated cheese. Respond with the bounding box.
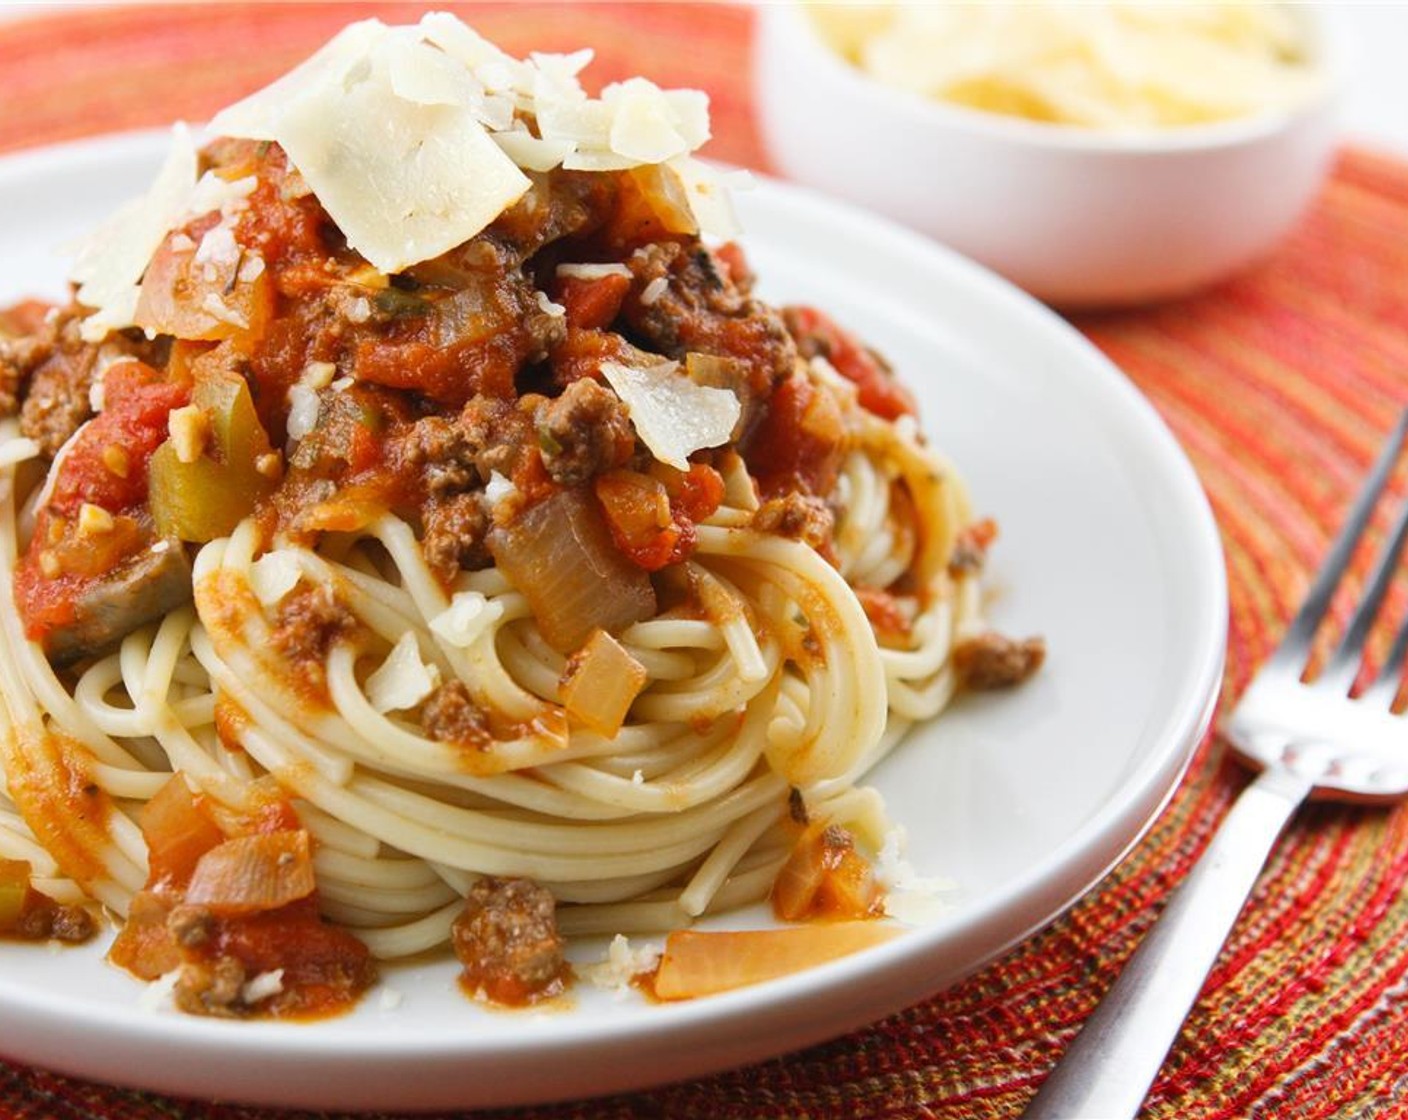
[249,549,304,607]
[187,171,257,219]
[237,254,266,283]
[199,292,249,330]
[876,827,955,926]
[193,223,241,278]
[285,383,322,444]
[137,969,182,1013]
[366,632,441,713]
[430,590,505,648]
[300,360,337,391]
[378,986,405,1011]
[484,470,518,508]
[600,359,740,471]
[584,934,663,997]
[240,969,285,1005]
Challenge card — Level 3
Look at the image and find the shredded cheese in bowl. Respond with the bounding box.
[808,1,1320,130]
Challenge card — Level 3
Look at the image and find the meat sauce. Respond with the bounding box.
[6,137,916,663]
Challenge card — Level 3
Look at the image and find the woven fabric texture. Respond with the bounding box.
[2,4,1407,1118]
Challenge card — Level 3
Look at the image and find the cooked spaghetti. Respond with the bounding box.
[0,15,1040,1015]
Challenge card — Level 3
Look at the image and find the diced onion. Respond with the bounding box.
[184,830,317,915]
[488,488,656,654]
[559,629,648,738]
[653,923,901,1000]
[139,774,226,886]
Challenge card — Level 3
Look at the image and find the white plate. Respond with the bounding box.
[0,132,1225,1111]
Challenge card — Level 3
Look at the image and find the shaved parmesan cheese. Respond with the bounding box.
[600,359,740,471]
[531,49,593,101]
[276,53,530,274]
[430,590,505,648]
[604,78,695,164]
[536,96,616,151]
[668,157,745,241]
[250,550,304,606]
[71,123,198,341]
[76,289,142,344]
[366,632,441,713]
[813,2,1316,130]
[382,26,485,107]
[491,129,574,173]
[208,19,390,140]
[418,11,530,94]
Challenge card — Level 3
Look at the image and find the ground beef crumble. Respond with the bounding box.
[953,632,1046,690]
[751,492,835,553]
[270,584,361,695]
[421,493,493,580]
[536,377,634,486]
[421,680,491,748]
[451,876,568,1004]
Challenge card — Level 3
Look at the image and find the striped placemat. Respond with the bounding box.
[3,5,1407,1118]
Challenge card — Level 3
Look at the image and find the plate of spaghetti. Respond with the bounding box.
[0,15,1225,1111]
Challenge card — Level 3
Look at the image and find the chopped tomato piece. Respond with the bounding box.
[595,463,724,570]
[788,306,916,421]
[557,273,631,331]
[743,373,845,497]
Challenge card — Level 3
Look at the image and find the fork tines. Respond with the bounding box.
[1265,408,1408,703]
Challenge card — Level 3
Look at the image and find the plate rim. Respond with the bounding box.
[0,129,1227,1110]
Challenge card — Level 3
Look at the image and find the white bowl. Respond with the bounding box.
[755,4,1346,308]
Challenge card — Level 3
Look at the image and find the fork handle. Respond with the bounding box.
[1021,766,1313,1120]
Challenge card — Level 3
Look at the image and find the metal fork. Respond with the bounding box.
[1023,408,1408,1120]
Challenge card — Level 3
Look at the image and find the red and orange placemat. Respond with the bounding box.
[3,5,1408,1118]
